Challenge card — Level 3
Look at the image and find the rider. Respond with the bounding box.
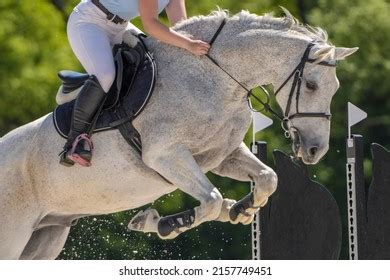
[60,0,210,167]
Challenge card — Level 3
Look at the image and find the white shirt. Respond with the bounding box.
[96,0,170,21]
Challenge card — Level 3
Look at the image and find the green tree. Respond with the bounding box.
[0,0,77,135]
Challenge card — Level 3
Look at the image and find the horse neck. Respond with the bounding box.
[150,16,311,99]
[210,24,311,95]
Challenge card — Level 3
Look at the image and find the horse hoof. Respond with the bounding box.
[216,199,237,222]
[241,214,255,225]
[260,198,269,207]
[128,209,160,233]
[157,231,179,240]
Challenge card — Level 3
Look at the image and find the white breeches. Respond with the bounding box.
[67,1,142,92]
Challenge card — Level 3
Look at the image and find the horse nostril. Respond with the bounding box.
[308,146,319,157]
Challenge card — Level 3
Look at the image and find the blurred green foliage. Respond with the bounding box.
[0,0,78,134]
[309,0,390,258]
[0,0,388,259]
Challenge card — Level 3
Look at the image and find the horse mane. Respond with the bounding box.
[175,7,330,45]
[238,8,329,44]
[174,7,334,62]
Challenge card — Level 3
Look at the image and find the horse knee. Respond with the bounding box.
[142,152,163,171]
[142,149,174,173]
[256,168,278,195]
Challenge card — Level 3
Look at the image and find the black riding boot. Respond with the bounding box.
[59,76,106,167]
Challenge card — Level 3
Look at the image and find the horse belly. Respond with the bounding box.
[42,158,175,215]
[31,117,176,215]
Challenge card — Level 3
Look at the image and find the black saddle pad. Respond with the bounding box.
[53,46,156,140]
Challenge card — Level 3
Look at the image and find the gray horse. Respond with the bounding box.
[0,9,357,259]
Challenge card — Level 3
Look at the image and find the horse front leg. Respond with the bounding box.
[211,142,278,225]
[128,144,223,239]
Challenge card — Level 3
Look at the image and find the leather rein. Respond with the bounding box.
[205,19,337,138]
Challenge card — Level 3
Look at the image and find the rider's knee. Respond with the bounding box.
[96,69,116,93]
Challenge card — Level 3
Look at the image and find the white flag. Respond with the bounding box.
[348,102,367,128]
[252,111,273,134]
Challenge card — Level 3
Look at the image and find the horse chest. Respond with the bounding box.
[191,113,252,170]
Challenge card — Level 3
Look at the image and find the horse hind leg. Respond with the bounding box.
[20,226,71,260]
[0,183,39,259]
[0,213,37,259]
[0,224,34,260]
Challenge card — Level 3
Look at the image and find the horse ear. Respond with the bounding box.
[335,47,359,60]
[312,46,334,63]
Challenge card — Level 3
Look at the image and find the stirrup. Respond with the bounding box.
[60,134,94,167]
[59,151,75,167]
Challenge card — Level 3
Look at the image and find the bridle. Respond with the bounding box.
[205,19,337,138]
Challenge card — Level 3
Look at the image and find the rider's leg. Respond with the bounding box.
[61,5,124,166]
[60,76,106,167]
[114,22,144,43]
[67,2,123,92]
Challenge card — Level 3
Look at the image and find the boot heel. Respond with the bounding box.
[59,152,75,167]
[58,76,105,167]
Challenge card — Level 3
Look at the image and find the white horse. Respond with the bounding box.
[0,9,357,259]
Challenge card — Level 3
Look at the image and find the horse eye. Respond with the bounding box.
[306,81,318,91]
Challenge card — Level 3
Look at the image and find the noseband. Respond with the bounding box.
[206,19,337,138]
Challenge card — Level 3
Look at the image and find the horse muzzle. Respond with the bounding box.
[291,128,329,165]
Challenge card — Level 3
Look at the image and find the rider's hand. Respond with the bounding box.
[186,40,210,56]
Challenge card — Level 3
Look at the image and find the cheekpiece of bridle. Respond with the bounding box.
[206,19,337,139]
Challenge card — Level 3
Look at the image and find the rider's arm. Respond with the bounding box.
[165,0,186,25]
[138,0,209,56]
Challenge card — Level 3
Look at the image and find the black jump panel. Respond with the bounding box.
[362,144,390,259]
[260,150,342,259]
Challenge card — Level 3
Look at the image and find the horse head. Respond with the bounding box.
[277,43,358,164]
[176,9,358,164]
[267,9,358,164]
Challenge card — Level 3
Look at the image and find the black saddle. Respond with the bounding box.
[58,71,90,93]
[53,36,156,154]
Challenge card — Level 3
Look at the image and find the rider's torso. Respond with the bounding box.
[93,0,170,21]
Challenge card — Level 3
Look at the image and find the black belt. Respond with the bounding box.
[91,0,127,24]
